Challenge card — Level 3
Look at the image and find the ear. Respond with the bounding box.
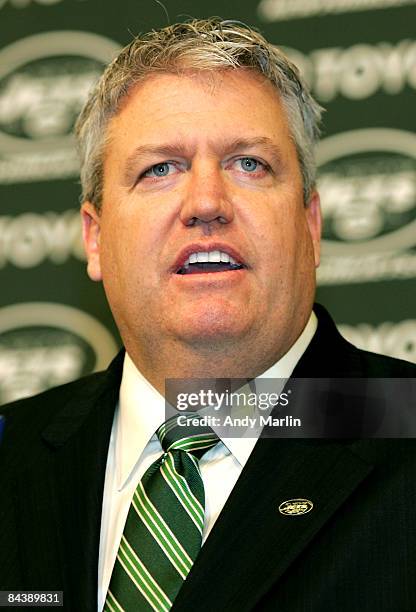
[305,190,322,268]
[81,201,103,281]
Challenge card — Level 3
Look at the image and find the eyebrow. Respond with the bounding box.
[218,137,284,166]
[122,143,192,186]
[122,136,284,185]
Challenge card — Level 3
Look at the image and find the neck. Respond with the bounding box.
[123,322,308,397]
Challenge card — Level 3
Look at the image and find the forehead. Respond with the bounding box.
[108,69,291,141]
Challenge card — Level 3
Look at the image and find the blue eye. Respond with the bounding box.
[144,162,172,178]
[239,158,259,172]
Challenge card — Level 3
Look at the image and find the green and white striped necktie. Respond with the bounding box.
[105,415,219,612]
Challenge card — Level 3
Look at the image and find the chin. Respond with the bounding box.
[172,313,251,345]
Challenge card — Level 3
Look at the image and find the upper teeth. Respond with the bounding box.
[182,250,238,267]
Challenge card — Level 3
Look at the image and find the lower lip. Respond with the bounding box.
[171,268,247,285]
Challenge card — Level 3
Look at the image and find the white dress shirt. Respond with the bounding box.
[97,312,317,610]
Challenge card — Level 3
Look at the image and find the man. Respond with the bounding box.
[1,18,416,612]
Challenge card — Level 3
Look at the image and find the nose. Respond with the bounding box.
[179,160,234,228]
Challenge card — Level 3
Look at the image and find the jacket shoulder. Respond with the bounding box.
[1,349,124,426]
[303,304,416,377]
[1,370,109,421]
[347,344,416,377]
[0,371,113,457]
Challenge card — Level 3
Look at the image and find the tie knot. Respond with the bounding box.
[156,414,219,457]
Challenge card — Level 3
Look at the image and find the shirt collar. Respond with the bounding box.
[222,311,317,463]
[116,311,317,488]
[115,354,165,490]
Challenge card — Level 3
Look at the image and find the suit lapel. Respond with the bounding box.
[14,351,124,610]
[174,305,376,610]
[172,436,373,611]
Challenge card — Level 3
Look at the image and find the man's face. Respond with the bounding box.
[82,70,321,369]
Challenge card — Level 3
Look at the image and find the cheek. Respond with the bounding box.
[97,213,135,289]
[257,206,297,256]
[100,206,171,297]
[261,206,312,278]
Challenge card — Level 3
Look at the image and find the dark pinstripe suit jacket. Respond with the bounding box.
[1,304,416,612]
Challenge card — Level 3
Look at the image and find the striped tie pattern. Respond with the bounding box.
[104,415,219,612]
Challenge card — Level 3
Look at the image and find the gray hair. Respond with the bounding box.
[75,18,323,209]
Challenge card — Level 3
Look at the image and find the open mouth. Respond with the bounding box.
[175,249,246,275]
[176,262,245,275]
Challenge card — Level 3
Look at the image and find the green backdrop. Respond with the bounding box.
[1,0,415,404]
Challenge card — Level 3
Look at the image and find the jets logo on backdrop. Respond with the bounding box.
[316,129,416,284]
[0,302,119,405]
[0,31,120,184]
